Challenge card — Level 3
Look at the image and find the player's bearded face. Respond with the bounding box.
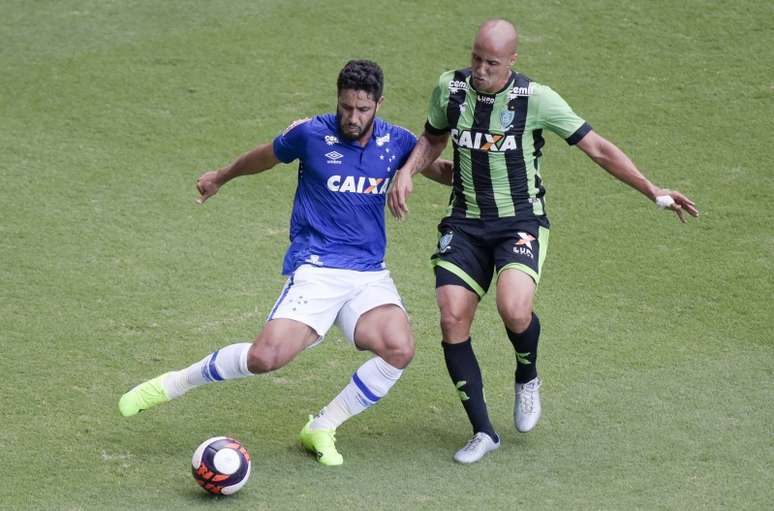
[337,89,382,141]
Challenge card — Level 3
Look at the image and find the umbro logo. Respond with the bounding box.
[325,151,344,164]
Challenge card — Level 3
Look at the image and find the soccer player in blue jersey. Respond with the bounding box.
[389,20,699,464]
[119,60,450,466]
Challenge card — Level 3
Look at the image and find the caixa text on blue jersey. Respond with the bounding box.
[326,175,392,194]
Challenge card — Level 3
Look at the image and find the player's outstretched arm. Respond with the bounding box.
[388,131,449,219]
[420,159,453,186]
[196,143,281,204]
[576,131,699,222]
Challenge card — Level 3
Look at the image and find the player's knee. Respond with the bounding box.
[500,305,533,334]
[391,335,415,368]
[374,331,414,369]
[439,309,472,339]
[246,343,281,374]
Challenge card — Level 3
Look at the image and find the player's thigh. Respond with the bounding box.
[352,304,414,368]
[334,271,413,364]
[432,224,495,299]
[495,269,536,328]
[249,318,320,372]
[435,283,479,343]
[493,225,548,331]
[493,224,549,287]
[266,264,352,346]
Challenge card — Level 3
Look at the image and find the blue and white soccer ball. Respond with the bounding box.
[191,436,251,495]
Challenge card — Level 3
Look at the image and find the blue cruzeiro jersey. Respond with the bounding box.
[272,113,417,275]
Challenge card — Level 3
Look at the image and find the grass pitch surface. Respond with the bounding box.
[1,1,772,509]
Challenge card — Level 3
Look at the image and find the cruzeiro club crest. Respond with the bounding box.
[500,109,515,130]
[439,232,454,254]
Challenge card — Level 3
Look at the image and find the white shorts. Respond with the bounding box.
[266,264,406,345]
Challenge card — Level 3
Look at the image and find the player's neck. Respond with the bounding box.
[474,71,514,95]
[354,127,374,147]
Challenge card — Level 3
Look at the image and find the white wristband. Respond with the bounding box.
[655,195,675,209]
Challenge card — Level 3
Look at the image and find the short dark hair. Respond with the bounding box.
[337,60,384,101]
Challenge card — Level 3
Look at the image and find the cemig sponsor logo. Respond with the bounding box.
[326,175,391,194]
[448,80,469,93]
[508,83,535,99]
[451,128,519,152]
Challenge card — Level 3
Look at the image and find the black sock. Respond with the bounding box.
[442,339,498,441]
[506,313,541,384]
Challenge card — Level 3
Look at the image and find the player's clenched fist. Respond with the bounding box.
[196,170,222,204]
[388,169,413,220]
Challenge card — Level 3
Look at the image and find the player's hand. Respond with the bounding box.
[195,171,221,204]
[653,188,699,223]
[387,168,414,220]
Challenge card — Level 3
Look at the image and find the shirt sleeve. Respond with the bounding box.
[535,86,592,145]
[425,79,449,134]
[395,129,418,168]
[272,118,311,163]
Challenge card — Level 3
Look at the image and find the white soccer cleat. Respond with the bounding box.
[453,432,500,464]
[514,376,542,432]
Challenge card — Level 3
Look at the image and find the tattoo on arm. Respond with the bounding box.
[407,132,449,176]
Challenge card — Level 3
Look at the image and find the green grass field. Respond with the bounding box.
[2,1,772,509]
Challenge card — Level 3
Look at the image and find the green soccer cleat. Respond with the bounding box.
[118,373,172,417]
[299,415,343,466]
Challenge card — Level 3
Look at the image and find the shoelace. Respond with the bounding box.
[518,381,539,413]
[463,434,485,452]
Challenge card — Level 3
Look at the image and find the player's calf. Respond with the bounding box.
[310,356,404,431]
[118,342,255,416]
[247,319,320,373]
[353,304,415,368]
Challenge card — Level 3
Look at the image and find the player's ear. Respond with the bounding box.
[375,96,384,112]
[510,52,518,66]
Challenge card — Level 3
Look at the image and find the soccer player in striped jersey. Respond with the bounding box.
[119,60,451,466]
[388,19,699,464]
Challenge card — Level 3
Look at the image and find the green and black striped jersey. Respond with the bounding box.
[425,68,592,222]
